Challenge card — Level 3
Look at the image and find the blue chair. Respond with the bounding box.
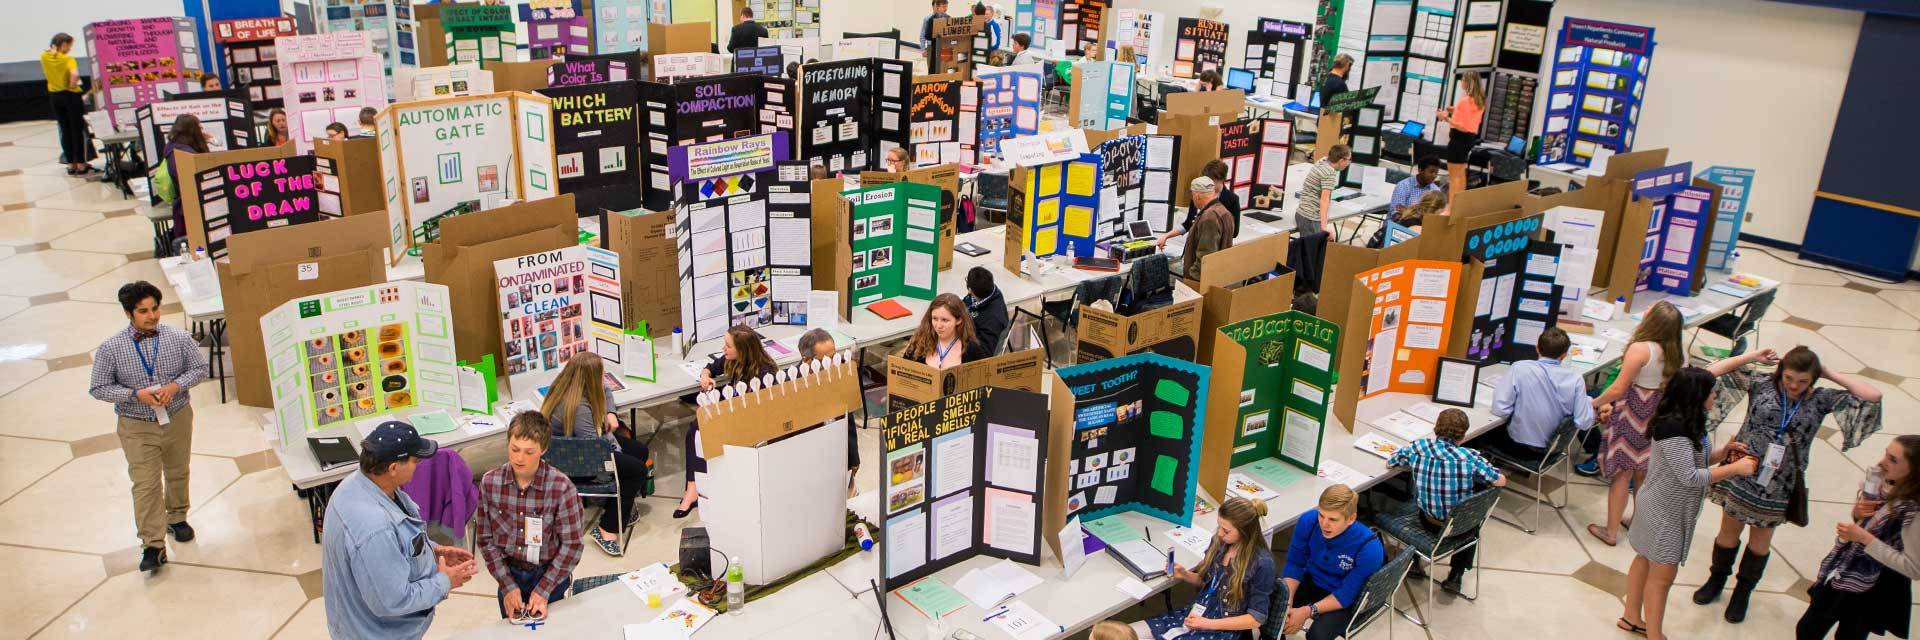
[1342,547,1418,637]
[1484,418,1579,533]
[544,435,632,556]
[1374,487,1502,608]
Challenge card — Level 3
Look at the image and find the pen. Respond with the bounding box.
[983,606,1011,622]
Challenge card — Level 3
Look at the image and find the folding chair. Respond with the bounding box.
[1690,289,1772,363]
[1484,418,1579,534]
[1374,488,1502,607]
[1344,547,1420,635]
[544,435,632,556]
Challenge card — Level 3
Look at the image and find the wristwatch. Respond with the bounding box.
[1309,603,1320,617]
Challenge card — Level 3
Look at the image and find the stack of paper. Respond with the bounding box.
[1373,411,1435,442]
[1403,402,1449,424]
[987,601,1062,640]
[1568,334,1608,365]
[1353,433,1403,460]
[1225,473,1280,501]
[1318,460,1374,487]
[955,560,1044,609]
[1163,527,1214,557]
[647,599,715,635]
[619,563,688,601]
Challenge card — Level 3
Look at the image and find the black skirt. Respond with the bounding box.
[1445,130,1482,163]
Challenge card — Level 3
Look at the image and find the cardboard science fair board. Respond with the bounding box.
[537,80,643,215]
[880,387,1052,592]
[799,58,912,174]
[442,4,517,65]
[276,32,388,154]
[908,75,980,169]
[670,142,814,344]
[885,348,1046,412]
[838,182,941,320]
[222,214,392,407]
[1199,310,1339,500]
[975,67,1042,159]
[85,17,205,130]
[517,0,589,60]
[600,208,680,339]
[376,91,558,261]
[1096,133,1181,236]
[1068,60,1133,131]
[1043,353,1209,558]
[181,146,321,260]
[313,136,387,218]
[421,196,579,375]
[860,166,960,271]
[695,354,864,458]
[593,0,651,54]
[394,63,494,100]
[493,245,624,390]
[635,73,796,211]
[1005,154,1103,264]
[1332,259,1462,431]
[135,89,254,179]
[1171,17,1228,79]
[1218,118,1291,211]
[261,281,463,445]
[317,0,419,80]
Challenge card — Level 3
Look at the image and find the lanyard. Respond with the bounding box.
[1777,387,1803,438]
[133,334,159,383]
[935,338,959,363]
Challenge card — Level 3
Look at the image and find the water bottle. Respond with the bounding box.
[193,246,207,262]
[671,327,684,355]
[1613,295,1628,318]
[1864,467,1885,502]
[726,556,745,614]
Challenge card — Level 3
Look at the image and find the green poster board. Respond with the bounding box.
[442,5,516,65]
[1222,310,1339,472]
[846,182,941,308]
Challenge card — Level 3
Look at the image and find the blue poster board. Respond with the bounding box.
[1017,153,1104,259]
[1702,166,1755,270]
[593,0,651,54]
[1636,186,1710,296]
[1535,17,1655,167]
[978,69,1042,157]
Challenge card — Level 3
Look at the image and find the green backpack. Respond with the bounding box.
[151,159,176,202]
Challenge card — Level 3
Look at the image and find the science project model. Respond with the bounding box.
[1043,353,1209,556]
[376,91,558,261]
[537,80,642,215]
[493,245,624,390]
[635,73,795,211]
[277,32,388,154]
[262,281,463,445]
[670,136,815,344]
[880,387,1052,592]
[212,17,297,108]
[1200,311,1338,500]
[84,17,205,130]
[1536,17,1654,167]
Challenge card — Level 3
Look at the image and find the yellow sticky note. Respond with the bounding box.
[1066,162,1096,196]
[1064,205,1093,237]
[1036,199,1060,226]
[1035,227,1058,255]
[1038,163,1061,197]
[1396,348,1411,361]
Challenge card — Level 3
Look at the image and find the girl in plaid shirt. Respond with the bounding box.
[1386,408,1505,592]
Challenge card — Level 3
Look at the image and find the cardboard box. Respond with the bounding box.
[861,164,958,271]
[1158,90,1243,208]
[413,4,449,69]
[649,22,711,56]
[221,214,390,407]
[421,196,578,378]
[601,208,679,338]
[1084,122,1147,148]
[480,59,552,92]
[884,348,1045,411]
[174,143,300,256]
[1179,234,1294,365]
[1075,279,1204,362]
[809,177,845,290]
[697,356,863,457]
[312,136,385,218]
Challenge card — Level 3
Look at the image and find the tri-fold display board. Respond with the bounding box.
[839,182,942,319]
[85,17,205,130]
[537,80,642,215]
[909,75,981,168]
[926,16,989,77]
[317,0,418,79]
[1629,164,1720,297]
[278,32,389,154]
[737,0,824,41]
[1242,21,1309,100]
[548,53,639,86]
[1066,0,1109,56]
[1537,18,1655,167]
[1068,61,1134,131]
[180,145,321,261]
[1218,118,1291,211]
[442,4,517,65]
[1334,259,1462,428]
[592,0,653,54]
[212,17,297,108]
[671,140,814,344]
[886,349,1046,411]
[1095,133,1180,237]
[1701,167,1754,271]
[1171,18,1228,79]
[1459,214,1565,363]
[635,73,795,211]
[262,281,463,445]
[880,387,1052,592]
[135,90,254,183]
[799,58,911,175]
[376,91,558,261]
[1199,311,1339,499]
[395,63,495,100]
[976,67,1043,159]
[1014,0,1062,48]
[1042,353,1210,557]
[1103,9,1166,68]
[1007,154,1103,263]
[493,245,624,390]
[517,0,589,60]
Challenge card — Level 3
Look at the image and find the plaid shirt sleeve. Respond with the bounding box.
[168,328,209,391]
[535,468,586,601]
[474,471,517,587]
[1468,449,1501,485]
[1386,443,1413,470]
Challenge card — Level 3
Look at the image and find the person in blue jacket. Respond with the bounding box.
[1282,484,1386,639]
[1135,497,1277,639]
[973,3,1002,53]
[323,423,477,638]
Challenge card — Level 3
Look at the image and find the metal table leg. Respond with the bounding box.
[208,319,228,403]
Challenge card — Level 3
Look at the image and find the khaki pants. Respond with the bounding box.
[117,406,194,549]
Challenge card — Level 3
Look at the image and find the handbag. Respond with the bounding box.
[1787,478,1810,527]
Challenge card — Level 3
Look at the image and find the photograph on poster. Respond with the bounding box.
[262,282,462,444]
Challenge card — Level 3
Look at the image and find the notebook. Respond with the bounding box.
[308,436,358,470]
[1107,539,1170,581]
[865,298,914,320]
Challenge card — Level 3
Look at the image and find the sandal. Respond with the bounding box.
[1616,617,1647,635]
[589,527,622,556]
[1587,524,1618,547]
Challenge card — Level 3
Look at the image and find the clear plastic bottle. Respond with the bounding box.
[726,556,745,614]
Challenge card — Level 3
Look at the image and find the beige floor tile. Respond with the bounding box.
[1734,250,1852,287]
[49,215,161,255]
[0,294,28,322]
[10,128,61,150]
[0,435,72,503]
[1560,481,1642,570]
[1655,590,1810,639]
[1754,321,1865,374]
[35,185,153,213]
[1876,288,1920,317]
[183,391,271,458]
[0,144,62,173]
[1471,498,1591,575]
[0,208,102,247]
[0,249,126,298]
[1772,284,1920,331]
[0,545,107,640]
[1760,499,1855,596]
[0,299,144,361]
[269,598,327,640]
[67,259,175,305]
[0,451,239,554]
[1831,432,1893,475]
[0,173,80,205]
[37,563,305,639]
[1821,325,1920,379]
[1806,432,1872,504]
[0,357,46,397]
[0,365,117,441]
[1408,570,1621,638]
[165,469,321,575]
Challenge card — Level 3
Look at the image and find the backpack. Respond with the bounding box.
[151,158,177,202]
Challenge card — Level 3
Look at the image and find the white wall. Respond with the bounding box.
[1,0,174,63]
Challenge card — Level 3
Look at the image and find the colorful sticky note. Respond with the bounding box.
[1065,161,1097,196]
[1064,205,1093,237]
[1036,199,1060,226]
[1034,228,1058,256]
[1151,455,1178,495]
[1038,163,1062,196]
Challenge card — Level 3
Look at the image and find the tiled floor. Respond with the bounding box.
[0,117,1914,639]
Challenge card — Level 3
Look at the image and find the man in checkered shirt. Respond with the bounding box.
[476,412,585,620]
[1386,407,1505,593]
[87,281,208,573]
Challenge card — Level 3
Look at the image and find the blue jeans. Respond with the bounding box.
[497,562,572,618]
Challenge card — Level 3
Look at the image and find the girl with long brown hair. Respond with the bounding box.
[541,352,650,555]
[1587,300,1684,547]
[679,325,778,518]
[901,293,989,369]
[1695,346,1881,622]
[163,114,211,242]
[267,108,291,147]
[1798,435,1920,639]
[1135,496,1278,639]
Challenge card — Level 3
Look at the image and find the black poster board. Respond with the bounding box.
[1219,118,1290,210]
[1464,215,1563,363]
[907,76,979,167]
[136,89,255,173]
[1172,18,1229,79]
[635,73,796,210]
[879,387,1051,593]
[799,58,912,175]
[194,155,320,258]
[1097,133,1181,237]
[733,47,784,76]
[547,57,635,87]
[1053,353,1209,527]
[537,80,643,216]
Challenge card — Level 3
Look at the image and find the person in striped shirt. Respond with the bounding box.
[1386,408,1505,592]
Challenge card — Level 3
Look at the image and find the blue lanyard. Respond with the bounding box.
[132,334,158,383]
[1777,386,1803,438]
[935,338,959,363]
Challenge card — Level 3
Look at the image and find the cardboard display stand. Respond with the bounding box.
[313,137,387,218]
[907,75,980,169]
[635,73,795,211]
[135,89,254,180]
[735,0,824,41]
[85,17,205,131]
[317,0,419,81]
[537,80,642,215]
[1095,133,1180,236]
[479,59,551,92]
[1014,0,1063,48]
[601,208,680,338]
[1481,0,1552,147]
[1075,280,1204,363]
[394,63,495,100]
[838,182,941,320]
[1067,60,1134,131]
[1454,213,1565,362]
[1629,174,1721,298]
[1199,310,1339,500]
[880,387,1052,592]
[276,32,389,154]
[375,91,558,260]
[262,281,463,444]
[1067,0,1110,56]
[1006,154,1103,264]
[178,144,320,259]
[926,16,989,77]
[798,58,912,175]
[1155,89,1245,208]
[1171,18,1228,79]
[1043,353,1210,557]
[695,354,863,458]
[975,67,1043,159]
[593,0,652,54]
[212,17,298,108]
[1218,118,1291,211]
[861,166,960,271]
[671,144,814,344]
[1103,9,1166,68]
[422,196,579,375]
[493,245,624,390]
[1242,22,1309,101]
[517,0,589,60]
[222,213,391,407]
[808,176,846,290]
[1185,234,1294,364]
[1536,18,1655,167]
[442,4,517,65]
[1332,259,1462,430]
[648,21,712,55]
[885,348,1046,411]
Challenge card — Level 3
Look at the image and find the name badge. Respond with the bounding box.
[524,515,544,562]
[1757,443,1786,486]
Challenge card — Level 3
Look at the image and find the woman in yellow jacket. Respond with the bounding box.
[42,33,94,175]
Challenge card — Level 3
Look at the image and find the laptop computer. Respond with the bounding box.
[1400,121,1426,138]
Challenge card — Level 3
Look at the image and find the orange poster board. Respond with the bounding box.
[1357,259,1462,400]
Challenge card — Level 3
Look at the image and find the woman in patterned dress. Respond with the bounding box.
[1619,367,1758,640]
[1588,301,1685,547]
[1694,346,1882,622]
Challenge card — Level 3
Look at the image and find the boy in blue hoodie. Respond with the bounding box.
[1282,484,1386,639]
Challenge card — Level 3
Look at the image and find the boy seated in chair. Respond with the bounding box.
[1385,408,1505,593]
[477,413,585,620]
[1282,485,1386,639]
[1486,326,1596,466]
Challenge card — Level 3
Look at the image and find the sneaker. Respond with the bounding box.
[1574,458,1600,477]
[139,546,167,572]
[588,527,622,556]
[1440,573,1466,594]
[169,521,195,542]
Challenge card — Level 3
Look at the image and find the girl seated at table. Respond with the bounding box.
[679,325,777,518]
[1134,497,1278,640]
[900,293,991,369]
[1282,485,1386,639]
[541,352,650,555]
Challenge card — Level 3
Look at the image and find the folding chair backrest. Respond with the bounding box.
[544,435,614,482]
[1261,562,1295,639]
[1346,547,1416,636]
[1437,487,1503,541]
[1540,417,1580,468]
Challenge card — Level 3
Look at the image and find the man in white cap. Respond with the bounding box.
[1180,175,1236,279]
[323,421,477,639]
